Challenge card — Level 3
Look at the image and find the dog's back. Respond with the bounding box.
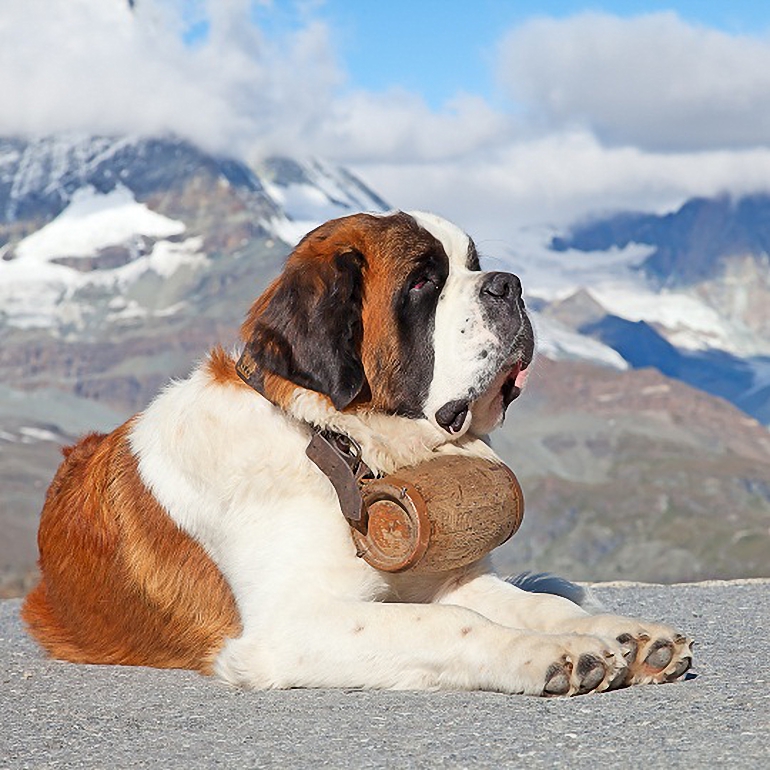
[22,425,240,672]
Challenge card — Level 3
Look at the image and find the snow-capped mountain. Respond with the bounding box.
[0,134,387,239]
[0,135,387,339]
[256,156,389,244]
[500,198,770,426]
[1,133,768,596]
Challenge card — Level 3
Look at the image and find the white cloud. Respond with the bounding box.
[496,11,770,151]
[3,2,770,244]
[311,90,514,163]
[353,131,770,244]
[0,0,342,157]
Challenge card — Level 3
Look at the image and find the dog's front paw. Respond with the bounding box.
[563,615,694,687]
[531,634,628,697]
[615,625,694,685]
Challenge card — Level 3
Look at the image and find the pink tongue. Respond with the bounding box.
[514,365,529,390]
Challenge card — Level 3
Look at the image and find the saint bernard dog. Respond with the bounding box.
[23,211,693,696]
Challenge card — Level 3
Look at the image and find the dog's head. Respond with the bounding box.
[239,211,533,437]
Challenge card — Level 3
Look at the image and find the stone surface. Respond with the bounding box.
[2,581,769,769]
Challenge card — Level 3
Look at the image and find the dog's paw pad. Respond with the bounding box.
[665,656,692,682]
[644,639,674,671]
[543,658,572,696]
[636,633,694,684]
[576,653,607,694]
[606,663,629,691]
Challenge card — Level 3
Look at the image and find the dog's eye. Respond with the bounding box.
[410,276,436,293]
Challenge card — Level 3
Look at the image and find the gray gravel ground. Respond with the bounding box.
[2,580,769,769]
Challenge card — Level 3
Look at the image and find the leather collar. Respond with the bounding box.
[236,348,372,525]
[305,430,373,526]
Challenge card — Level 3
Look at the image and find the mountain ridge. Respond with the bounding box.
[550,192,770,287]
[0,132,768,595]
[528,192,770,426]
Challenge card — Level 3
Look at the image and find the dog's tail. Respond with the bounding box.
[505,571,605,613]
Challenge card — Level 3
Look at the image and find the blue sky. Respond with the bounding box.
[255,1,770,108]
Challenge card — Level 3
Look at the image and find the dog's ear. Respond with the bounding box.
[239,248,366,411]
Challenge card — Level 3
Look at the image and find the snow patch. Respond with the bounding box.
[261,158,388,245]
[109,236,205,284]
[16,185,185,261]
[587,284,733,352]
[0,186,200,330]
[18,426,60,443]
[0,426,61,444]
[746,358,770,397]
[500,226,765,359]
[264,179,353,245]
[533,313,629,370]
[503,226,654,302]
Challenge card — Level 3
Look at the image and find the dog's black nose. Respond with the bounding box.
[480,272,522,302]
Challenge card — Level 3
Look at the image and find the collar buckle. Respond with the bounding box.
[305,429,373,525]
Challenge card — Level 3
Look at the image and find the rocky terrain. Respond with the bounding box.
[493,359,770,582]
[1,133,768,594]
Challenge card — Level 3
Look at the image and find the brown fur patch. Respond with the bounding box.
[22,423,241,672]
[239,212,439,413]
[206,345,250,389]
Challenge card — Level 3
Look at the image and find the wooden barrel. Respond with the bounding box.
[351,455,524,573]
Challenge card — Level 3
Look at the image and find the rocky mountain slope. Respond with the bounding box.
[492,359,770,582]
[512,195,770,427]
[1,133,768,594]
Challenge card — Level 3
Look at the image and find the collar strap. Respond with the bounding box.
[235,348,264,393]
[305,429,373,525]
[236,347,373,523]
